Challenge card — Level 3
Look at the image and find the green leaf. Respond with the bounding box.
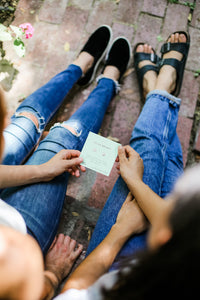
[157,35,163,42]
[14,38,22,46]
[13,39,26,57]
[10,25,23,38]
[0,24,12,41]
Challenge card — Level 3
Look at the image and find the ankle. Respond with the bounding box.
[155,68,176,93]
[102,65,120,81]
[73,52,94,74]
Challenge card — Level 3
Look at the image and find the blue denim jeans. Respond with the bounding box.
[86,90,184,268]
[1,64,116,254]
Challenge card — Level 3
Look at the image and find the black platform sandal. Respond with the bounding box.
[134,43,160,102]
[159,31,190,97]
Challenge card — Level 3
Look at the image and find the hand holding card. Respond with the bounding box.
[80,132,121,176]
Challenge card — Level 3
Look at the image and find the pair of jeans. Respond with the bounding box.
[86,90,183,268]
[1,64,116,254]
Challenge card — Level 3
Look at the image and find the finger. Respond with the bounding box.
[118,146,127,163]
[69,239,77,251]
[63,235,71,247]
[65,157,83,169]
[57,233,65,245]
[124,145,138,158]
[79,165,86,172]
[67,149,81,157]
[74,169,80,177]
[62,149,81,159]
[73,244,83,258]
[48,236,57,251]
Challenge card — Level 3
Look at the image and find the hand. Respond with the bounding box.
[115,192,148,237]
[42,149,86,181]
[45,234,83,283]
[117,145,144,185]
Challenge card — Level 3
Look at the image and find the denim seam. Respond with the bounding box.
[4,128,34,152]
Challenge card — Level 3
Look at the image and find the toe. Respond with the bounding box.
[174,32,179,43]
[148,45,154,54]
[180,33,186,43]
[168,33,174,43]
[143,44,148,53]
[136,44,144,53]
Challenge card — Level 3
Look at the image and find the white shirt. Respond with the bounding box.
[0,198,27,234]
[54,270,119,300]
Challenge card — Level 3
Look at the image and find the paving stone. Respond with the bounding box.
[115,0,141,25]
[112,22,135,42]
[12,0,44,25]
[39,0,69,24]
[162,3,190,39]
[44,50,75,82]
[179,70,199,118]
[88,164,119,209]
[109,98,141,146]
[187,27,200,71]
[142,0,167,17]
[121,69,141,103]
[68,0,93,10]
[191,0,200,28]
[85,0,116,33]
[193,124,200,153]
[133,13,162,49]
[60,6,89,51]
[177,116,193,166]
[4,62,44,111]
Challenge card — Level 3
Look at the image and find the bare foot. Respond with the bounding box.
[73,51,94,74]
[136,43,158,98]
[45,234,83,283]
[155,32,187,93]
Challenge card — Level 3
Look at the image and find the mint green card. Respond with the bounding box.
[80,132,121,176]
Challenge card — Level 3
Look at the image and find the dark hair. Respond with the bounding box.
[103,193,200,299]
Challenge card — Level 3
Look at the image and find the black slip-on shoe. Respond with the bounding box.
[77,25,112,86]
[104,36,132,81]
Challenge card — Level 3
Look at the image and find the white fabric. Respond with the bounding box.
[0,198,27,234]
[54,289,89,300]
[53,270,119,300]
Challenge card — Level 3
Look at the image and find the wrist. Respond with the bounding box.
[124,176,143,191]
[109,224,130,247]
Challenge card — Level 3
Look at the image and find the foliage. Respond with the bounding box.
[0,23,34,57]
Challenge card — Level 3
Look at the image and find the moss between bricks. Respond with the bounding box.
[0,0,19,26]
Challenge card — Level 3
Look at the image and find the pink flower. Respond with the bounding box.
[19,23,34,39]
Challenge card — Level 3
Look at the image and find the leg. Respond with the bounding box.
[87,91,182,260]
[87,34,186,265]
[1,34,131,254]
[2,64,82,165]
[161,132,183,198]
[1,75,116,254]
[2,26,114,166]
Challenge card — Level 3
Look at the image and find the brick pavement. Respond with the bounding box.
[2,0,200,266]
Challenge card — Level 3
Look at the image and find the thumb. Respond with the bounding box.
[118,146,126,163]
[65,156,83,168]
